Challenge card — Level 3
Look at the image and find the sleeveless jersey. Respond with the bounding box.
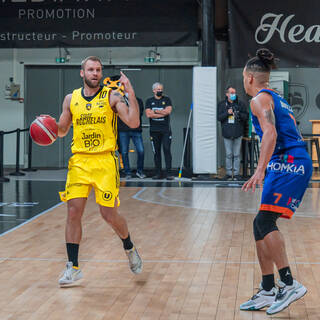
[251,89,306,153]
[70,86,118,154]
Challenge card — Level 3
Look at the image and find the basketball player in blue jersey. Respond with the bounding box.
[239,49,312,315]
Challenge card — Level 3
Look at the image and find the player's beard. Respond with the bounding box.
[84,75,100,89]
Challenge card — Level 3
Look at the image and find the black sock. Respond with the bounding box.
[279,266,293,285]
[121,234,133,250]
[262,274,275,291]
[66,243,79,267]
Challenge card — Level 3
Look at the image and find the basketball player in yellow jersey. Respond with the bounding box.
[56,56,142,286]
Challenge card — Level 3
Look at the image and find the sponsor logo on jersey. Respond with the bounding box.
[82,131,102,149]
[280,154,294,163]
[76,113,106,125]
[96,101,107,108]
[267,162,305,175]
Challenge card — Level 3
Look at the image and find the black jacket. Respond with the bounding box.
[217,97,249,139]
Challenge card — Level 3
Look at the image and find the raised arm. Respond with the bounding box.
[109,72,139,128]
[242,93,277,192]
[57,94,72,137]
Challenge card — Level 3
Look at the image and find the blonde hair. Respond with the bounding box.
[81,56,103,70]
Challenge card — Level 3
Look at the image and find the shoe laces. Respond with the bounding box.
[275,287,286,300]
[275,280,286,300]
[127,248,135,260]
[61,262,74,279]
[127,247,140,266]
[251,287,263,300]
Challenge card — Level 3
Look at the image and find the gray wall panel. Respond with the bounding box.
[25,67,62,168]
[25,66,193,170]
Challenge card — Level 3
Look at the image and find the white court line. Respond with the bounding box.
[132,187,318,218]
[157,187,258,213]
[0,202,64,237]
[133,187,258,213]
[0,214,15,217]
[134,187,259,214]
[1,256,320,265]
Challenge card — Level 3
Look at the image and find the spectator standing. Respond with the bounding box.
[145,82,174,180]
[218,86,249,180]
[118,97,146,179]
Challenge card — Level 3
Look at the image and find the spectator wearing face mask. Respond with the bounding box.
[218,86,249,181]
[145,82,174,180]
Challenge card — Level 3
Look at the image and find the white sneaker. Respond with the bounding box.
[266,279,307,315]
[240,283,277,311]
[58,261,83,286]
[136,172,146,179]
[126,246,142,274]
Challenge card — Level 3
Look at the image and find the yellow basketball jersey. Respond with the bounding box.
[70,86,117,154]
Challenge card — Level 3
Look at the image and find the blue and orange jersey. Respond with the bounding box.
[251,89,306,154]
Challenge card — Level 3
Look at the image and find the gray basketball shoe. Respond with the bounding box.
[266,279,307,315]
[126,246,142,274]
[58,261,83,286]
[240,283,277,311]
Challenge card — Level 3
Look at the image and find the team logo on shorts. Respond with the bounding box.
[103,191,113,201]
[287,197,300,210]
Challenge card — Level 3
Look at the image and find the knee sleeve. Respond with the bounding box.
[253,210,281,241]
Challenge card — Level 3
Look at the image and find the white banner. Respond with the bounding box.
[192,67,217,174]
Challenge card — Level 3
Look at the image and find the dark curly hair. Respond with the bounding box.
[245,48,277,72]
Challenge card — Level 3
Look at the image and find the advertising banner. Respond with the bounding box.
[229,0,320,67]
[0,0,198,48]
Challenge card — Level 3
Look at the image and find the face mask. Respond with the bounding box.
[230,93,237,101]
[156,91,163,97]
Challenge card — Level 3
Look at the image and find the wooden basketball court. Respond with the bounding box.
[1,184,320,320]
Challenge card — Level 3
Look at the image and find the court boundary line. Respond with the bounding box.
[132,187,317,217]
[0,202,64,237]
[1,256,320,265]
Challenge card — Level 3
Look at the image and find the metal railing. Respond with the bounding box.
[0,128,36,182]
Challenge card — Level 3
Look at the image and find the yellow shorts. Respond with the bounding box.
[59,152,120,207]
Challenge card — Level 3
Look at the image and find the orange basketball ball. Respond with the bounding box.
[30,115,58,146]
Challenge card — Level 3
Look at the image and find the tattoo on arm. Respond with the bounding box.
[113,92,126,104]
[264,109,275,125]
